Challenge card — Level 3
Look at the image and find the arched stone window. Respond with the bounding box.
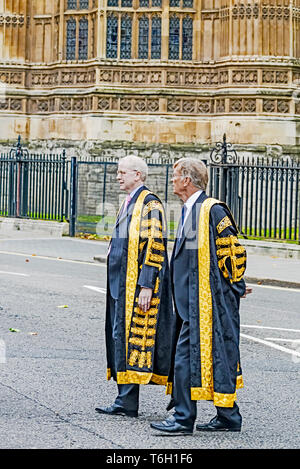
[78,17,88,60]
[151,15,161,59]
[182,16,193,60]
[66,18,76,60]
[106,14,118,59]
[138,16,149,59]
[67,0,90,8]
[120,15,132,59]
[169,15,180,59]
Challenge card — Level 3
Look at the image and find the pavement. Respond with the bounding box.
[0,231,299,290]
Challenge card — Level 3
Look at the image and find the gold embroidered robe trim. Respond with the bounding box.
[192,198,244,407]
[117,370,168,385]
[117,190,169,386]
[125,190,150,358]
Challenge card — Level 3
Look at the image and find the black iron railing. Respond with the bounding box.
[1,136,299,242]
[0,137,68,221]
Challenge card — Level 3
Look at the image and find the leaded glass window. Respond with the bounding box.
[120,15,132,59]
[151,16,161,59]
[152,0,162,6]
[79,0,89,8]
[139,0,149,6]
[67,0,77,9]
[169,16,179,59]
[78,17,88,60]
[138,16,149,59]
[66,18,76,60]
[182,16,193,60]
[183,0,193,6]
[121,0,132,6]
[107,0,118,5]
[170,0,180,6]
[106,15,118,58]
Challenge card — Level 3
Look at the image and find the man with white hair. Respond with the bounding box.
[95,155,174,418]
[150,157,249,434]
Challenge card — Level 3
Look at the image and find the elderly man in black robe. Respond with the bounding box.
[151,158,249,434]
[95,155,174,418]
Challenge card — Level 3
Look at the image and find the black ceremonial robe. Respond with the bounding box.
[106,188,174,387]
[171,196,246,407]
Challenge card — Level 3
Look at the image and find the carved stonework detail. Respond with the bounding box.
[31,98,55,113]
[61,70,96,86]
[262,70,289,84]
[0,97,23,111]
[31,72,59,87]
[0,14,25,27]
[263,99,290,114]
[232,3,259,20]
[232,70,258,84]
[230,98,256,113]
[215,99,225,113]
[0,71,23,85]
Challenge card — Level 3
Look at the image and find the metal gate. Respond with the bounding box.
[208,135,300,242]
[0,136,69,221]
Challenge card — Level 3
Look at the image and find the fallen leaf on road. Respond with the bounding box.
[28,332,38,336]
[25,259,29,262]
[32,254,36,256]
[9,328,20,333]
[57,305,68,308]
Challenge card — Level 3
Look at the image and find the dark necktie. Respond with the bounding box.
[179,204,187,238]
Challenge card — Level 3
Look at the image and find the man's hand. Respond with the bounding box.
[241,285,253,298]
[138,287,153,312]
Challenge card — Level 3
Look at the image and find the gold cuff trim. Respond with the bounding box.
[107,368,111,381]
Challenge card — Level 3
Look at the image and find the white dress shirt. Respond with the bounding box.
[180,190,202,236]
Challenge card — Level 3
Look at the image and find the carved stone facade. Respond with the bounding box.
[0,0,300,150]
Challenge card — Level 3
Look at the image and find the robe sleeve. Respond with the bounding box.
[137,199,166,291]
[211,204,247,296]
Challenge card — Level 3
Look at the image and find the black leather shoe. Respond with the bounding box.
[196,416,241,432]
[150,418,193,435]
[95,404,138,418]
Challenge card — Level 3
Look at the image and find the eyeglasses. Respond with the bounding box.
[117,169,138,176]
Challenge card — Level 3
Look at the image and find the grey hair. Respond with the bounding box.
[118,155,148,181]
[174,158,208,190]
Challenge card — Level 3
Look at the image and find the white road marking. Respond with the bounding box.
[240,333,300,358]
[247,283,300,293]
[0,250,105,267]
[0,270,29,277]
[241,324,300,333]
[264,338,300,343]
[83,285,106,294]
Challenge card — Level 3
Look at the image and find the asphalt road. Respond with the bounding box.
[0,238,299,450]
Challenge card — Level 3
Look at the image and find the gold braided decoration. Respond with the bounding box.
[129,337,155,348]
[132,316,157,327]
[216,235,246,283]
[140,229,163,239]
[151,241,165,251]
[141,218,162,230]
[217,216,232,234]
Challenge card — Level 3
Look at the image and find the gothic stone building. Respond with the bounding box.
[0,0,300,159]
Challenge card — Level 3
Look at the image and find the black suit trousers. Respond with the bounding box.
[108,292,139,412]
